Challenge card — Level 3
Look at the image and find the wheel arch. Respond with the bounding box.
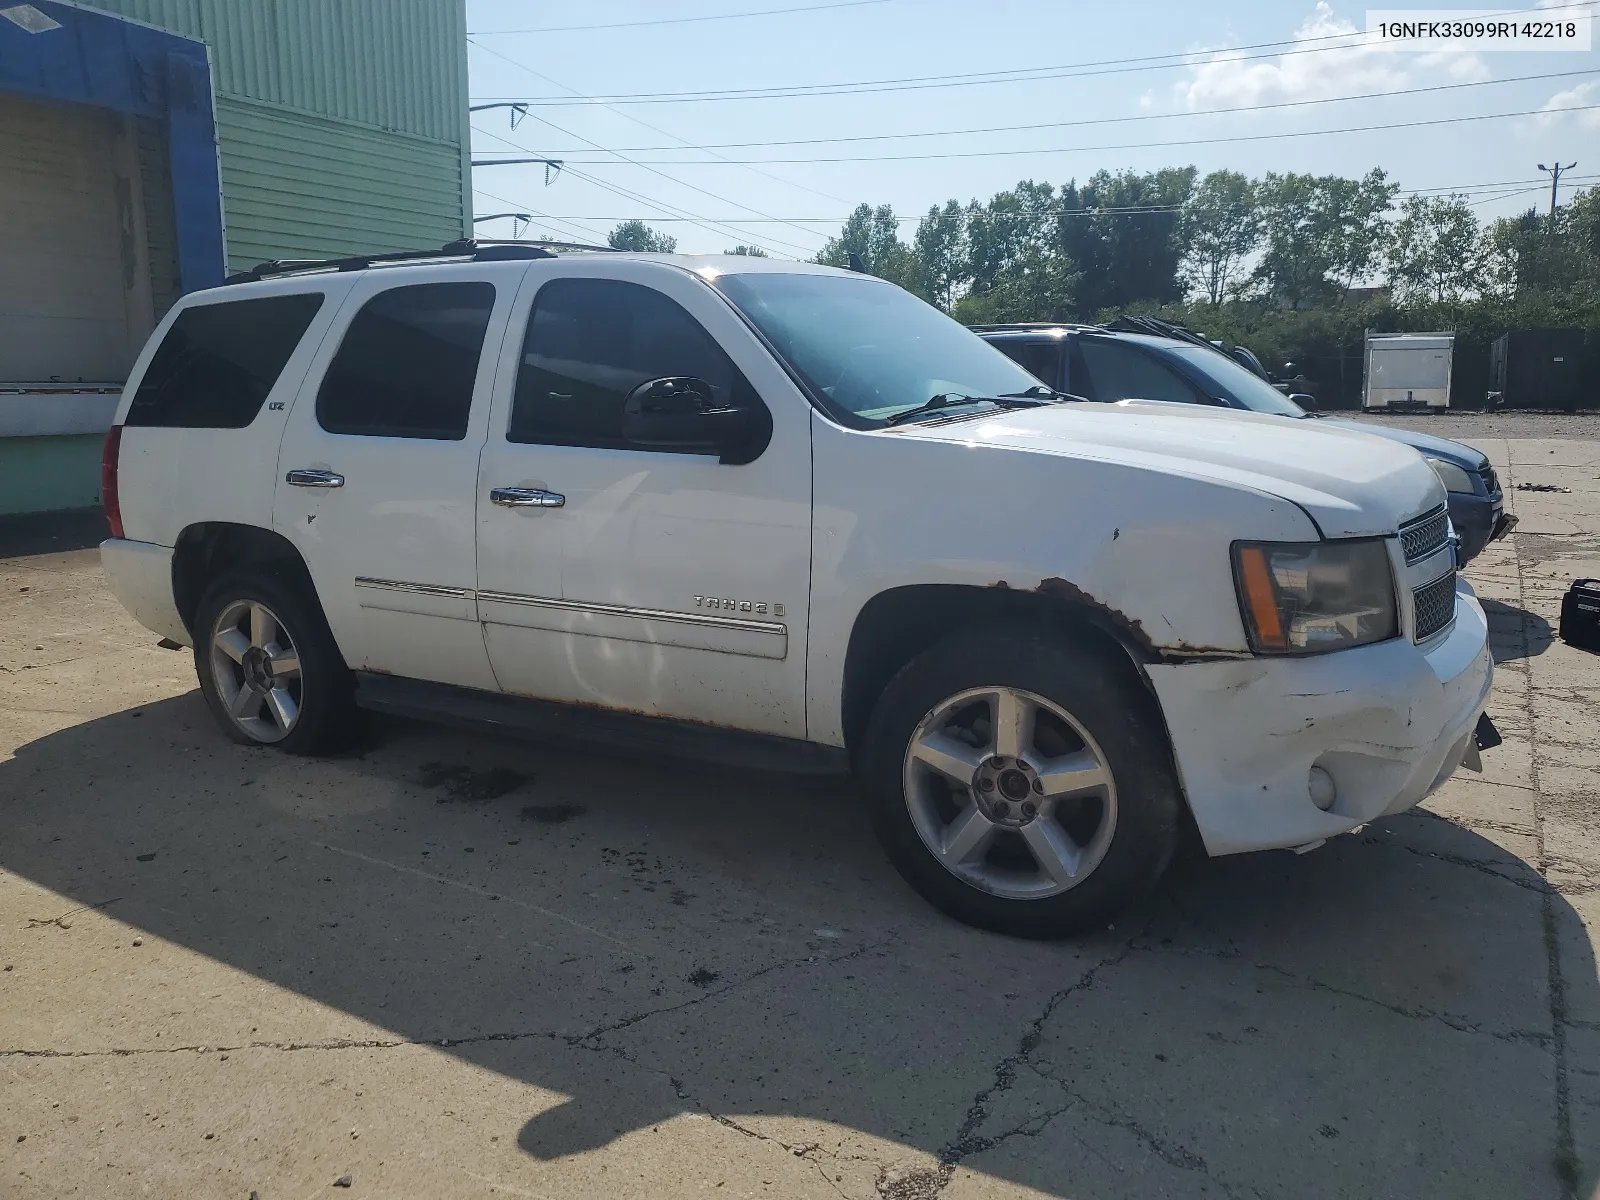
[838,583,1160,762]
[171,522,321,638]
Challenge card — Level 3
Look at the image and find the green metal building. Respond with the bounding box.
[0,0,471,515]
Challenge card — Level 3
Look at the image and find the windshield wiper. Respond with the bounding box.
[884,393,987,426]
[885,390,1059,427]
[998,386,1085,404]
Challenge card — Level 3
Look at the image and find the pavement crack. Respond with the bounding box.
[1247,960,1551,1046]
[1412,809,1538,837]
[918,923,1221,1197]
[1357,834,1552,893]
[577,938,894,1045]
[0,1030,565,1059]
[24,896,121,930]
[1508,503,1579,1197]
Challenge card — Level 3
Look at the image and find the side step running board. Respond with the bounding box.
[353,672,851,776]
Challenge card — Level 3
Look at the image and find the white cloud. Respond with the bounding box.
[1162,2,1491,112]
[1538,79,1600,129]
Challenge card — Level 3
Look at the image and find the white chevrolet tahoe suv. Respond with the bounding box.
[99,242,1493,938]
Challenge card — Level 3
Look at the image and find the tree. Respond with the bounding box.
[607,220,677,253]
[1060,168,1196,316]
[1253,170,1397,309]
[1485,188,1600,301]
[912,200,967,309]
[724,244,769,256]
[815,203,923,293]
[955,181,1074,321]
[1385,194,1485,304]
[1181,170,1261,305]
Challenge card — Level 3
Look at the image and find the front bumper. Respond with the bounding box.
[1448,492,1501,564]
[1146,580,1493,857]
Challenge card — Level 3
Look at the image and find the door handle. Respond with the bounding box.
[491,487,565,508]
[285,468,345,488]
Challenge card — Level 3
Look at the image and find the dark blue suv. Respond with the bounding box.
[975,321,1510,564]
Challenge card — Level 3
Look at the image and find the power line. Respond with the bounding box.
[472,185,613,244]
[482,69,1599,154]
[470,0,892,36]
[530,104,1600,165]
[507,175,1600,225]
[469,38,849,210]
[473,124,816,257]
[468,1,1595,106]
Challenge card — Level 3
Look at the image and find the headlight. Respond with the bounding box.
[1233,540,1398,654]
[1425,457,1476,494]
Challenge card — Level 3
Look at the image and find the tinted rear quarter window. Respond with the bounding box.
[124,293,324,428]
[317,282,496,440]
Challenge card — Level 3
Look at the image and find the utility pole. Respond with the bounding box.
[1537,161,1577,221]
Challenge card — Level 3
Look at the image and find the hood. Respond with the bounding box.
[1320,417,1488,467]
[893,402,1446,538]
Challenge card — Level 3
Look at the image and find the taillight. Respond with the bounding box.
[101,425,124,539]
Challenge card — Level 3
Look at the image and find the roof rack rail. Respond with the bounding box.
[221,237,619,285]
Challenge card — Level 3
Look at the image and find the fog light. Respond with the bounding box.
[1308,765,1336,811]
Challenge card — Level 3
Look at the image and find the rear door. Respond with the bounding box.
[475,261,812,737]
[274,266,517,691]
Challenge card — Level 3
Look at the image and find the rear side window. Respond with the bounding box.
[124,293,324,428]
[509,277,755,449]
[993,340,1061,388]
[317,282,496,440]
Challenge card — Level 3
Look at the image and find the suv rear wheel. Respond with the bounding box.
[863,623,1182,938]
[194,573,354,755]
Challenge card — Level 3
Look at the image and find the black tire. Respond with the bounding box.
[862,622,1183,939]
[193,570,356,756]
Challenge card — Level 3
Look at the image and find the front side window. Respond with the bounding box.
[508,277,758,448]
[713,271,1043,426]
[1077,339,1198,405]
[317,282,495,440]
[1165,345,1307,417]
[125,293,324,428]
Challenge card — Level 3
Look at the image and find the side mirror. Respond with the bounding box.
[1289,392,1318,411]
[621,377,760,460]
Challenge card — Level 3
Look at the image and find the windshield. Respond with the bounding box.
[714,271,1044,425]
[1164,345,1308,418]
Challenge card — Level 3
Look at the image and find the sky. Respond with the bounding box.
[462,0,1600,259]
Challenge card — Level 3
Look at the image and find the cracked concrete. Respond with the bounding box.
[3,431,1600,1198]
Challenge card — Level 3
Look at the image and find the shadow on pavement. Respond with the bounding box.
[1,692,1591,1197]
[0,508,108,559]
[1481,596,1557,665]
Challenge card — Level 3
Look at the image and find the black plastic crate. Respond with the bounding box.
[1559,579,1600,654]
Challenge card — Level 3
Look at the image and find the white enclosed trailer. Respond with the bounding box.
[1363,332,1455,410]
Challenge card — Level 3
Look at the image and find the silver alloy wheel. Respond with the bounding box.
[208,599,303,744]
[902,686,1118,900]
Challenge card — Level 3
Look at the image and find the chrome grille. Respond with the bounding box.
[1413,571,1457,641]
[1400,506,1450,565]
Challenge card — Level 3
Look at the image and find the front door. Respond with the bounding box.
[274,268,513,691]
[475,261,812,737]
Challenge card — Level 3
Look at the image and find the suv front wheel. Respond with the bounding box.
[863,623,1183,938]
[193,573,354,755]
